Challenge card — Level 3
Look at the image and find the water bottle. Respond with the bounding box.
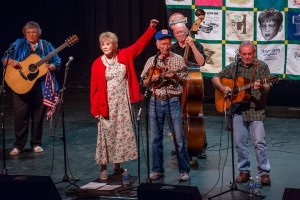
[254,176,262,195]
[247,176,254,197]
[122,169,130,187]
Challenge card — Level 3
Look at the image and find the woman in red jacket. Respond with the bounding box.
[90,19,158,180]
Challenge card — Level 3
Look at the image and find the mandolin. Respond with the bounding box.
[147,66,186,89]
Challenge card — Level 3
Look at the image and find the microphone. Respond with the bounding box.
[224,90,231,98]
[155,50,160,57]
[4,45,14,54]
[235,53,241,63]
[65,56,74,67]
[137,107,142,121]
[153,51,160,68]
[139,76,145,87]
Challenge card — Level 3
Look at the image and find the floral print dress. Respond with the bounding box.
[95,56,138,165]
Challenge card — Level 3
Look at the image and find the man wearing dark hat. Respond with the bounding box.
[141,29,190,182]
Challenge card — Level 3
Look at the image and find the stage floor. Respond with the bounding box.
[0,88,300,200]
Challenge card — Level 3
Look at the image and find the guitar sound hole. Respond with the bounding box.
[29,64,38,73]
[27,69,39,81]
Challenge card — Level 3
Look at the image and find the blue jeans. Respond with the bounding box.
[150,96,190,174]
[233,113,271,175]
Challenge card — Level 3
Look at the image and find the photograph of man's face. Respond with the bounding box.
[258,9,283,41]
[259,19,283,40]
[294,0,300,5]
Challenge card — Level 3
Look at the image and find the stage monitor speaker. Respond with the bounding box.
[137,183,202,200]
[0,175,61,200]
[282,188,300,200]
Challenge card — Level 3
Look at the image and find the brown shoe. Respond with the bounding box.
[261,174,271,185]
[236,172,250,183]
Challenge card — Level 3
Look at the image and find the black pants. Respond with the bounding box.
[12,83,45,150]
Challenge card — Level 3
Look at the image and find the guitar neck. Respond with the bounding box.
[35,42,69,67]
[238,83,252,92]
[237,78,268,92]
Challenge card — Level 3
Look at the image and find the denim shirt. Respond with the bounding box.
[1,37,62,92]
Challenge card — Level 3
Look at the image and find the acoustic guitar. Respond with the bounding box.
[5,34,79,94]
[215,75,279,112]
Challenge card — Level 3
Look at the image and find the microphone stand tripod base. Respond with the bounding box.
[1,168,8,175]
[55,174,80,189]
[208,181,265,200]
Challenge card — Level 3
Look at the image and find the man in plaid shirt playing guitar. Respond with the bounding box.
[212,41,272,185]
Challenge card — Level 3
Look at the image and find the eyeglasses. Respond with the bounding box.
[26,31,38,35]
[173,30,185,36]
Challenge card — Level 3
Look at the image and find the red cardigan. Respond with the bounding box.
[90,27,156,117]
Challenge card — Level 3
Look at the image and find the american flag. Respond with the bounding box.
[43,70,59,120]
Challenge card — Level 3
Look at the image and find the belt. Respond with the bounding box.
[151,94,179,100]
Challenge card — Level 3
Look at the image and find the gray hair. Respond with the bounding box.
[239,40,256,52]
[171,23,188,34]
[22,21,42,36]
[99,32,118,50]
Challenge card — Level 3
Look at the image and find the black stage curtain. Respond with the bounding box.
[0,0,168,87]
[2,0,300,106]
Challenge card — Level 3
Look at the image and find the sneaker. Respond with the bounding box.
[261,174,271,185]
[236,171,250,183]
[99,170,108,180]
[179,173,190,182]
[149,172,164,180]
[10,148,20,156]
[32,146,43,153]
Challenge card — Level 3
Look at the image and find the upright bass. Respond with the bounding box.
[181,9,206,160]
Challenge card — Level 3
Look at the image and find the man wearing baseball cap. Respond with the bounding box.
[140,29,191,182]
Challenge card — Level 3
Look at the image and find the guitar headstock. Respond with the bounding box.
[267,75,279,86]
[65,34,79,47]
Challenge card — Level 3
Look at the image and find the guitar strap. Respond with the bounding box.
[250,60,258,84]
[40,40,45,57]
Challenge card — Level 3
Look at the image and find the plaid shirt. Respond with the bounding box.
[141,52,188,98]
[214,60,270,121]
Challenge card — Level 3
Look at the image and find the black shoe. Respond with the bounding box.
[171,150,176,156]
[197,150,207,159]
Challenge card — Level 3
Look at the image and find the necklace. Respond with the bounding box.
[104,55,116,66]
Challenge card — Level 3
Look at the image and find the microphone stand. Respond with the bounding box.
[116,53,159,195]
[137,53,159,184]
[209,59,265,199]
[136,82,151,184]
[53,58,79,189]
[1,51,11,175]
